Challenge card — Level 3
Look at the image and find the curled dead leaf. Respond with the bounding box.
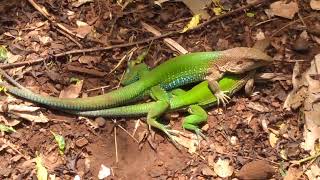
[310,0,320,10]
[59,80,83,98]
[270,1,299,19]
[213,158,234,178]
[269,132,278,148]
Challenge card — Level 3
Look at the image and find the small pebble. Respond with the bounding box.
[160,12,171,23]
[95,117,106,127]
[75,137,89,148]
[155,159,164,166]
[201,124,209,131]
[292,37,309,53]
[286,142,301,158]
[55,84,62,90]
[230,136,238,145]
[271,101,280,108]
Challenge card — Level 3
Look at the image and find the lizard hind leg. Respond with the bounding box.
[121,63,149,86]
[147,86,180,147]
[146,101,180,147]
[182,105,208,142]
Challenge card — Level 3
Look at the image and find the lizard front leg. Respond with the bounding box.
[206,71,230,106]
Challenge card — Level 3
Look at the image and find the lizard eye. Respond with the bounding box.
[236,60,243,65]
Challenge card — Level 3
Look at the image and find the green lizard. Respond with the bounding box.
[0,47,272,111]
[67,72,255,143]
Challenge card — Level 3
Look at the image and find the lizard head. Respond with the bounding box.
[219,47,273,74]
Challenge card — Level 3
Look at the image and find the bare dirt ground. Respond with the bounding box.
[0,0,319,179]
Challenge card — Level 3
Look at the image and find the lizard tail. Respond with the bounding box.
[0,81,148,111]
[66,102,157,117]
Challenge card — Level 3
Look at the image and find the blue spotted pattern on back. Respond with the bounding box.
[161,73,205,90]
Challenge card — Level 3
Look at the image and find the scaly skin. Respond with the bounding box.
[69,74,251,117]
[0,47,272,111]
[67,72,254,142]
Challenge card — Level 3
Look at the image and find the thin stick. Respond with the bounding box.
[271,13,316,37]
[113,121,119,163]
[117,124,139,143]
[0,69,28,90]
[85,85,110,92]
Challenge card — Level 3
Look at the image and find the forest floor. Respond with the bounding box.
[0,0,319,179]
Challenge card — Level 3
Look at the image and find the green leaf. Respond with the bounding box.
[181,14,201,33]
[0,46,8,62]
[51,131,66,155]
[246,12,255,17]
[0,124,15,133]
[35,154,48,180]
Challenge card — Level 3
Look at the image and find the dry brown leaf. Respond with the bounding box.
[8,105,41,112]
[155,0,211,19]
[73,21,93,38]
[247,102,270,112]
[301,55,320,154]
[181,0,211,19]
[0,104,40,113]
[285,54,320,158]
[213,158,234,178]
[310,0,320,10]
[283,166,303,180]
[237,160,275,180]
[171,132,198,154]
[78,55,101,65]
[269,132,278,148]
[72,0,94,7]
[13,112,49,123]
[59,80,83,99]
[6,52,22,63]
[283,63,307,110]
[0,114,20,127]
[39,36,52,45]
[270,1,299,19]
[305,164,320,180]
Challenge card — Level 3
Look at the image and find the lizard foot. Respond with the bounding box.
[147,121,181,149]
[194,129,207,147]
[215,91,231,106]
[195,129,207,141]
[160,127,182,149]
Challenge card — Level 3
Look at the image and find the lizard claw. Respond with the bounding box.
[162,128,182,149]
[194,129,207,148]
[215,91,231,107]
[195,129,207,141]
[149,123,181,149]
